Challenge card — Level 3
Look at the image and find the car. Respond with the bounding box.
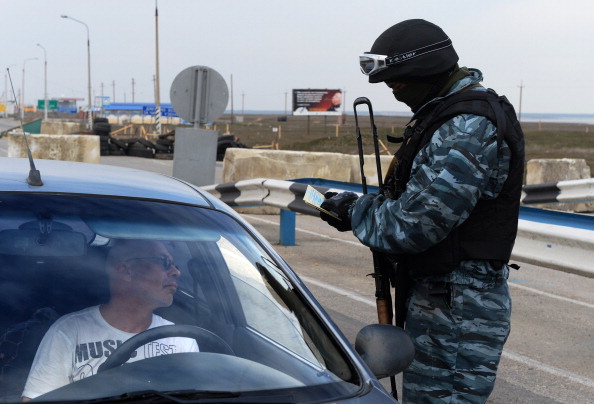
[0,157,413,403]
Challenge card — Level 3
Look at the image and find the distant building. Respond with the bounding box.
[57,98,84,114]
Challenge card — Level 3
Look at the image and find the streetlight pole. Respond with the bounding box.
[37,43,48,120]
[21,57,38,121]
[61,14,93,130]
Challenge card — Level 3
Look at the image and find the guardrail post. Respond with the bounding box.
[279,209,296,246]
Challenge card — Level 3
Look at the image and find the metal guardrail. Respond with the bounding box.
[522,178,594,205]
[513,211,594,277]
[202,178,594,278]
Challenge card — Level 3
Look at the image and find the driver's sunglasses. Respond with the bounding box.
[124,256,176,271]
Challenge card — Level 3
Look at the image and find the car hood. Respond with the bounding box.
[0,158,214,206]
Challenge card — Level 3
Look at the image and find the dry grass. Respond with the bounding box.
[210,113,594,169]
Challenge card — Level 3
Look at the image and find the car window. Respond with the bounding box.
[0,194,360,403]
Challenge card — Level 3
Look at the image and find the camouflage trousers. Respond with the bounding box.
[402,279,511,404]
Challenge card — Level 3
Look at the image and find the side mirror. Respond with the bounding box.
[355,324,415,379]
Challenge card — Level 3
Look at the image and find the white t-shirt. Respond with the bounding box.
[22,306,199,399]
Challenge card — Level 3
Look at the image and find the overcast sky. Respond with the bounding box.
[3,0,593,115]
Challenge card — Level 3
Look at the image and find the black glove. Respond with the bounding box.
[320,191,358,232]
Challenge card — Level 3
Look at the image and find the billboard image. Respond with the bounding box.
[292,89,342,116]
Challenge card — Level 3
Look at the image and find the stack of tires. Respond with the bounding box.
[92,118,111,156]
[107,137,127,156]
[154,132,175,159]
[217,134,250,161]
[125,138,156,158]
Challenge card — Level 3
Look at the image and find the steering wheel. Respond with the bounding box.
[98,325,234,373]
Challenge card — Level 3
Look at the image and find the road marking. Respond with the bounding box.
[301,275,376,307]
[301,275,594,390]
[508,281,594,309]
[501,351,594,389]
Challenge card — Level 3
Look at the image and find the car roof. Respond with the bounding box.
[0,158,218,207]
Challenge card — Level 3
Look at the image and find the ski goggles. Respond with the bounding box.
[359,37,454,76]
[359,54,392,76]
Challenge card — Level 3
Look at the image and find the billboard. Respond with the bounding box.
[292,89,342,116]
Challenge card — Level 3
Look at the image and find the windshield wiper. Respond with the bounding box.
[59,389,240,403]
[57,389,296,403]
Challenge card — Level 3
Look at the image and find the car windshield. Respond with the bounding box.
[0,194,361,403]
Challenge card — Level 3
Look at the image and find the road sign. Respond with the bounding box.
[142,106,178,117]
[37,100,58,110]
[170,66,228,125]
[95,96,110,107]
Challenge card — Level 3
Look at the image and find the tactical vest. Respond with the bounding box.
[383,88,525,277]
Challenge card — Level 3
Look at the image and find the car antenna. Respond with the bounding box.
[6,67,43,186]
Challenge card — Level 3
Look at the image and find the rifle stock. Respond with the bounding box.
[372,252,393,324]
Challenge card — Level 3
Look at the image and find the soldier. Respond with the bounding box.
[320,19,524,403]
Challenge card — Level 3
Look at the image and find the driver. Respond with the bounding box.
[22,239,199,401]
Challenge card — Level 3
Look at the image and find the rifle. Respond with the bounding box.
[353,97,397,398]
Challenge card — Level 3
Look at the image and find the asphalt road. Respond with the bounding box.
[2,118,593,403]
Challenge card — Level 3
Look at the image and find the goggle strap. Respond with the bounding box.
[385,38,452,66]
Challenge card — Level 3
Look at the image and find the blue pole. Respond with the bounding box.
[279,209,296,246]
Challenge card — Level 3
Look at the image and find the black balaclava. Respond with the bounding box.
[392,65,462,112]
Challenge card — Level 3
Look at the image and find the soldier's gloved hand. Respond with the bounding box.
[320,191,358,232]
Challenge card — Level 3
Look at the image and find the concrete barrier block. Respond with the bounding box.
[40,120,83,135]
[223,149,353,183]
[224,149,359,214]
[525,158,594,212]
[349,154,394,186]
[7,133,100,163]
[526,158,591,184]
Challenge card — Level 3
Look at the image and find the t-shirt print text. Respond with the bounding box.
[76,339,178,363]
[72,339,178,381]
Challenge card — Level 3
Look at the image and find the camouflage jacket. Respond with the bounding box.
[350,69,512,288]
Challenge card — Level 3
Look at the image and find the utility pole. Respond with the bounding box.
[131,78,135,103]
[112,80,116,102]
[518,81,524,123]
[21,57,38,121]
[37,44,48,120]
[341,88,347,125]
[230,74,234,124]
[3,71,6,118]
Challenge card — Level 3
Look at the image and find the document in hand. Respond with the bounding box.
[303,185,341,220]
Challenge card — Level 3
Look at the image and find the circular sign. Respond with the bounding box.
[170,66,229,124]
